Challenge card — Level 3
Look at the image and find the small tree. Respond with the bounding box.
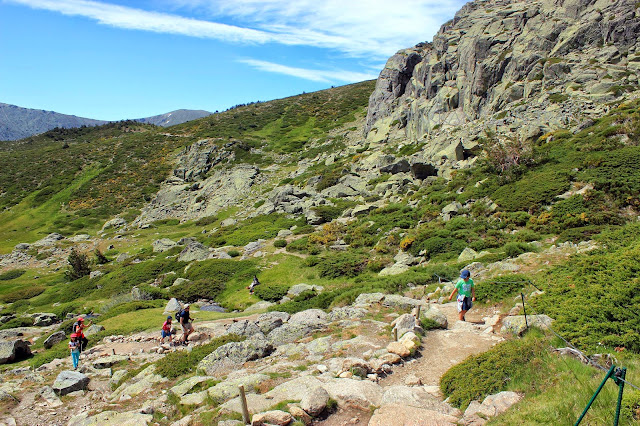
[65,248,91,281]
[94,248,109,264]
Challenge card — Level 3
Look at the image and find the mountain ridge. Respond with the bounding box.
[0,102,212,141]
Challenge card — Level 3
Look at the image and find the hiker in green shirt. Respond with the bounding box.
[448,269,476,321]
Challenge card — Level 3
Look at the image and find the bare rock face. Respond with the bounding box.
[364,0,640,156]
[0,340,32,364]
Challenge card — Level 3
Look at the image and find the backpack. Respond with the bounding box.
[71,321,80,334]
[175,310,184,322]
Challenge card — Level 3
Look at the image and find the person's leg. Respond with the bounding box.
[72,351,79,369]
[459,310,467,321]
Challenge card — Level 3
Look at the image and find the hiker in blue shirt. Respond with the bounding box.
[448,269,476,321]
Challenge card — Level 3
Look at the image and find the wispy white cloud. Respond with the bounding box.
[239,59,378,83]
[8,0,466,58]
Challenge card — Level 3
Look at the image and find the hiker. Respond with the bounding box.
[248,275,260,294]
[448,269,476,321]
[72,317,91,351]
[69,333,81,370]
[161,315,173,345]
[176,304,193,345]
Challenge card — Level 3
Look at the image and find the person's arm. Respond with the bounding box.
[449,287,458,301]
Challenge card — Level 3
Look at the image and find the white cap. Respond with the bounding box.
[184,304,190,308]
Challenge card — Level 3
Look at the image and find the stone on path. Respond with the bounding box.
[462,391,523,425]
[68,410,153,425]
[369,404,459,426]
[251,410,292,426]
[300,386,330,417]
[52,371,90,396]
[501,315,552,336]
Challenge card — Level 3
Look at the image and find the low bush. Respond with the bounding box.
[253,285,290,302]
[155,334,245,379]
[171,279,225,303]
[0,316,34,330]
[503,242,537,258]
[440,332,546,409]
[0,269,26,281]
[99,300,165,321]
[228,250,240,257]
[475,274,531,303]
[1,286,45,303]
[317,252,368,278]
[273,239,287,248]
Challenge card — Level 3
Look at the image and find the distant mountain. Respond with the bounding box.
[0,103,212,141]
[0,103,107,141]
[134,109,212,127]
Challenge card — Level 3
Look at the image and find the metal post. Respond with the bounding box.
[239,385,250,425]
[521,293,528,329]
[393,328,398,342]
[613,367,626,426]
[416,305,421,319]
[575,365,616,426]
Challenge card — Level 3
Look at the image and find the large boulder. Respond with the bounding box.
[52,371,90,396]
[287,284,323,297]
[422,306,448,329]
[164,298,183,314]
[369,404,459,426]
[178,241,210,262]
[382,295,426,310]
[391,313,422,339]
[152,238,177,253]
[501,315,553,336]
[44,331,67,349]
[199,338,273,375]
[0,340,31,364]
[93,355,128,369]
[255,312,290,335]
[31,313,58,327]
[251,410,292,426]
[463,391,523,424]
[225,320,264,338]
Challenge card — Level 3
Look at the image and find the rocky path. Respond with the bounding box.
[1,296,518,426]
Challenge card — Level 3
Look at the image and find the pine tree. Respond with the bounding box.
[65,248,91,281]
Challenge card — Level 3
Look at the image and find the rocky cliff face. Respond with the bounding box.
[365,0,640,147]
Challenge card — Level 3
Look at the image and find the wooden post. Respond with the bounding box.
[239,385,250,425]
[416,305,421,319]
[393,328,398,342]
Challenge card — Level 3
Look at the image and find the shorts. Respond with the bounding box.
[457,295,473,312]
[181,323,193,333]
[161,330,171,338]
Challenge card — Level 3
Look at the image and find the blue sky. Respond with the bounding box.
[0,0,467,120]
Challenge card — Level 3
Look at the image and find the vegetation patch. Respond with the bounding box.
[155,334,245,379]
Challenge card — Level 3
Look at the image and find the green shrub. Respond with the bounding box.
[155,334,245,379]
[621,390,640,422]
[303,255,320,267]
[317,252,367,278]
[273,239,287,248]
[286,237,313,253]
[0,270,26,281]
[134,285,167,300]
[172,279,225,303]
[195,215,217,226]
[440,333,546,408]
[420,317,442,331]
[503,242,537,258]
[253,285,290,302]
[311,205,343,223]
[65,248,91,281]
[410,236,467,260]
[1,286,45,303]
[475,274,531,303]
[0,316,34,330]
[228,250,240,257]
[99,300,164,321]
[492,169,571,212]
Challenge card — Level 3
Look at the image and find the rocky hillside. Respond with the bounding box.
[364,0,639,171]
[0,0,639,424]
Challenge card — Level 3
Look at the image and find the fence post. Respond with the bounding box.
[613,367,627,426]
[416,305,421,319]
[521,293,528,329]
[393,328,398,342]
[239,385,250,425]
[575,365,616,425]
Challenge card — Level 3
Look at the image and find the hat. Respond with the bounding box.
[167,315,172,320]
[184,304,190,308]
[77,317,84,322]
[70,333,78,338]
[460,269,471,279]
